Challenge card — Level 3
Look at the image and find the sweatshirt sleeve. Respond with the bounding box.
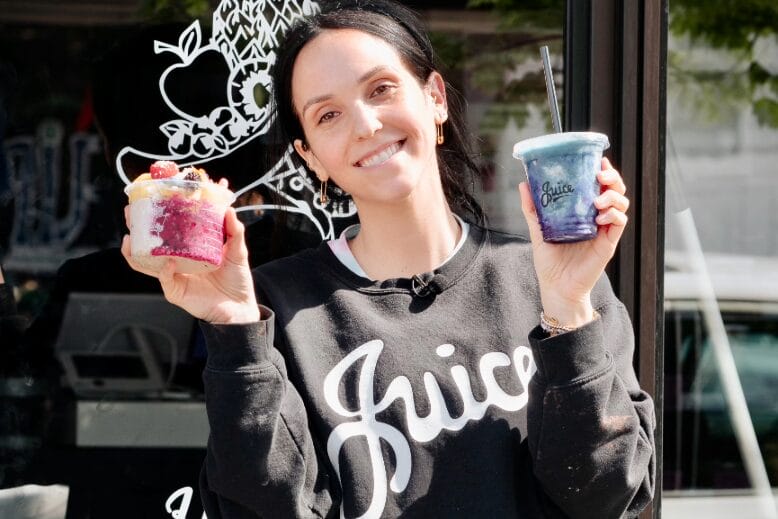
[198,306,338,519]
[526,295,656,518]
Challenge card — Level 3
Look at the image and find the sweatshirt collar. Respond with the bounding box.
[327,214,471,281]
[316,221,487,296]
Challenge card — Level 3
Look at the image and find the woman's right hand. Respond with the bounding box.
[121,206,260,324]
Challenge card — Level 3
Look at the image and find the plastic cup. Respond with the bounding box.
[513,132,610,243]
[124,178,234,274]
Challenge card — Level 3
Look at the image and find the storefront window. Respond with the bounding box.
[0,1,564,517]
[663,1,778,517]
[425,3,564,234]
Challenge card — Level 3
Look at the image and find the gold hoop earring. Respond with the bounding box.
[320,180,329,205]
[436,122,445,145]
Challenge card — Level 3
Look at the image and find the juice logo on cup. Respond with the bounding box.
[540,181,575,208]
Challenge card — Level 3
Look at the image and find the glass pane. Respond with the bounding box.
[663,1,778,516]
[426,6,564,235]
[0,1,563,517]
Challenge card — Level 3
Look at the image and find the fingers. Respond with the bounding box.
[595,157,629,245]
[218,177,229,188]
[594,205,629,248]
[518,182,543,245]
[597,211,628,247]
[157,258,188,305]
[594,189,629,214]
[121,234,130,257]
[598,157,626,195]
[222,207,250,266]
[120,234,161,279]
[596,206,628,227]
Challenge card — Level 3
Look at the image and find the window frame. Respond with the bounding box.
[565,2,668,517]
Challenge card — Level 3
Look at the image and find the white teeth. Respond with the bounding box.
[358,142,401,167]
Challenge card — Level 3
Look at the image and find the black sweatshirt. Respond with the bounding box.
[198,224,655,518]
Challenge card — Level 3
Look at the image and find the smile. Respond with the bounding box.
[355,141,403,168]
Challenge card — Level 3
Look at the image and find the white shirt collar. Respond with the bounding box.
[326,214,470,280]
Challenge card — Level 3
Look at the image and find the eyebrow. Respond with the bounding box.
[301,66,388,117]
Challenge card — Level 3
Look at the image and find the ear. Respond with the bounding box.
[426,71,448,124]
[293,139,328,181]
[293,138,310,164]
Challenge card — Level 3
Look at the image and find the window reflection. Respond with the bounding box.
[0,1,565,518]
[664,1,778,516]
[428,5,564,234]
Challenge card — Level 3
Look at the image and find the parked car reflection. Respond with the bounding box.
[663,251,778,517]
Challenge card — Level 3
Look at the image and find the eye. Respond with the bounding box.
[371,83,396,98]
[318,111,339,124]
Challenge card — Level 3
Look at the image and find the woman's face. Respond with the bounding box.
[291,28,447,207]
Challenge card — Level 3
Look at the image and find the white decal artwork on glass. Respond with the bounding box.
[116,0,357,240]
[2,0,360,272]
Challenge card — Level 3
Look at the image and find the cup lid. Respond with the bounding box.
[512,131,610,159]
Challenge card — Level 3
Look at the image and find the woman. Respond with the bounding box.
[122,1,655,517]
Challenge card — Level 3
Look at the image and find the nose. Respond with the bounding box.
[352,102,382,139]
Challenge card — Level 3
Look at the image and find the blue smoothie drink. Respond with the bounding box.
[513,132,609,243]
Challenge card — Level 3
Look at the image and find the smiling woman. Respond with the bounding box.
[270,2,484,218]
[117,1,658,518]
[291,30,446,202]
[0,0,662,517]
[289,28,458,279]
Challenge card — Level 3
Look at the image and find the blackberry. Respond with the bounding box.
[183,169,203,182]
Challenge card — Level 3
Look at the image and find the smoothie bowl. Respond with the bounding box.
[125,161,234,274]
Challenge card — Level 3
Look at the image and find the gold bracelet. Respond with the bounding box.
[540,310,600,337]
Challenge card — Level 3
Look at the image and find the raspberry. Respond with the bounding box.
[150,160,179,179]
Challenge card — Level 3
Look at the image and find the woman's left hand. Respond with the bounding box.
[518,157,629,328]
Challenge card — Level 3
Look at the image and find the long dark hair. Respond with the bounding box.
[270,0,484,223]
